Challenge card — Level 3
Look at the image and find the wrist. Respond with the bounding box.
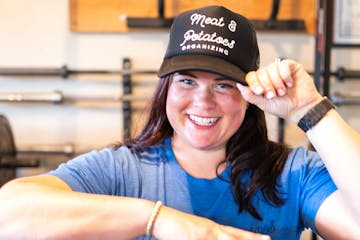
[297,97,336,132]
[289,95,323,124]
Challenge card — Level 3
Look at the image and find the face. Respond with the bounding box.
[166,70,248,151]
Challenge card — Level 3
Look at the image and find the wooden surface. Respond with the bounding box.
[69,0,316,33]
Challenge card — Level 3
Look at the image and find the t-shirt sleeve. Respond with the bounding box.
[296,148,337,233]
[48,148,119,195]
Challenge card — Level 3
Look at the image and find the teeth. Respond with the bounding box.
[189,115,218,126]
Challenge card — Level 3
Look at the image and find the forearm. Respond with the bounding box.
[0,175,154,239]
[307,109,360,222]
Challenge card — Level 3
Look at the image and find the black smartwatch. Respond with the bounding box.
[297,97,335,132]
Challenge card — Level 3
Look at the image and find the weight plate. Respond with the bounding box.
[0,115,16,186]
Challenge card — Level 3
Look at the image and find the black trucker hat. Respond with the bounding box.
[158,5,260,85]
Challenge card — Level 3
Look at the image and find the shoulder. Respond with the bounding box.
[278,146,327,184]
[112,140,171,167]
[285,146,322,168]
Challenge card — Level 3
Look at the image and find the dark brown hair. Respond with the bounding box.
[122,75,289,220]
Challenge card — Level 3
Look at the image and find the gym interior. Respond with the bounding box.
[1,1,359,239]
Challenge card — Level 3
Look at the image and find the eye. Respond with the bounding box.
[216,82,234,89]
[215,81,237,92]
[173,75,196,87]
[180,78,195,85]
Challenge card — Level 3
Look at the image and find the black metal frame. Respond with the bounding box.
[122,58,132,141]
[314,0,360,104]
[127,0,173,28]
[127,0,306,31]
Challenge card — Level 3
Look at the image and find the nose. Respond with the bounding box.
[193,86,216,109]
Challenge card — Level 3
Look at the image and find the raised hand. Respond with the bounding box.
[237,59,323,124]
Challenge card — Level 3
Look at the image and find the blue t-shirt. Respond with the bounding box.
[49,138,336,240]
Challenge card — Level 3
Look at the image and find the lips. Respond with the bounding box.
[189,114,219,126]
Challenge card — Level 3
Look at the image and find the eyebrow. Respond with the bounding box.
[175,71,231,81]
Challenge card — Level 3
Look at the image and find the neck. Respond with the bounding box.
[171,137,227,179]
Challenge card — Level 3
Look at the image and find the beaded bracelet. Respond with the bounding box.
[146,201,162,237]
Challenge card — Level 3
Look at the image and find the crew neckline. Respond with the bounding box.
[162,137,231,182]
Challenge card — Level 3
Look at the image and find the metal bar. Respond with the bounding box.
[322,0,334,97]
[252,0,305,31]
[158,0,164,19]
[0,65,157,78]
[330,92,360,106]
[313,0,324,90]
[269,0,280,21]
[16,144,75,156]
[122,58,132,141]
[308,67,360,80]
[335,67,360,80]
[0,91,63,103]
[0,157,40,168]
[0,90,149,103]
[251,19,305,31]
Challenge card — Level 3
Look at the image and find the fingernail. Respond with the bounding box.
[277,88,285,96]
[266,91,275,99]
[286,81,293,88]
[275,58,281,65]
[236,83,243,90]
[251,85,263,95]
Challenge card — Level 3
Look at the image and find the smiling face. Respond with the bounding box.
[166,70,248,151]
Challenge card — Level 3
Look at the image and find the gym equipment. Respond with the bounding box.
[309,67,360,81]
[0,115,75,186]
[0,90,149,104]
[127,0,173,28]
[0,58,154,142]
[126,0,305,31]
[330,92,360,106]
[0,65,157,79]
[251,0,305,31]
[0,115,37,186]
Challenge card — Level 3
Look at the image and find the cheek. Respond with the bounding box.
[166,87,189,122]
[167,84,193,109]
[220,96,247,116]
[219,97,248,129]
[167,88,184,110]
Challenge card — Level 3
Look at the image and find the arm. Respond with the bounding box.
[0,175,269,240]
[315,191,360,239]
[307,108,360,220]
[237,59,360,230]
[0,175,154,239]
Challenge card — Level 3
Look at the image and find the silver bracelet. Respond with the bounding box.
[146,201,162,237]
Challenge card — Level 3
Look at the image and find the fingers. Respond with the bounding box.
[236,83,267,109]
[277,59,294,88]
[244,59,294,99]
[268,59,287,95]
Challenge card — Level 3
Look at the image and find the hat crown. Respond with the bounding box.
[159,5,260,84]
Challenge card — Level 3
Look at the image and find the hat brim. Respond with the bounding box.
[158,55,247,85]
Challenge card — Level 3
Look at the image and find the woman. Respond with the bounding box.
[0,5,359,240]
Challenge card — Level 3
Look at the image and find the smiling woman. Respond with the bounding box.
[0,5,360,240]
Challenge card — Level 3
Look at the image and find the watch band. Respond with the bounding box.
[297,97,335,132]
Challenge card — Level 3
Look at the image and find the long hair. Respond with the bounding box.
[122,75,289,220]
